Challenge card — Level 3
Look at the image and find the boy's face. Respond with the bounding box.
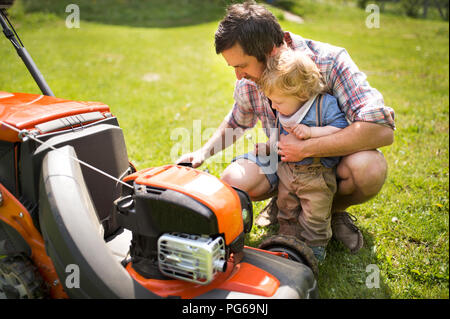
[266,90,301,117]
[221,43,265,82]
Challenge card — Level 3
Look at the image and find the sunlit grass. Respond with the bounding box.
[1,0,448,298]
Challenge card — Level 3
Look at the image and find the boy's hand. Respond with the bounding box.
[289,124,311,140]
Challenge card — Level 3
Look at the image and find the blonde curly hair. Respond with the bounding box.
[259,49,326,103]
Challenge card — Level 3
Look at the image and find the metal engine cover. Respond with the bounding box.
[157,233,227,285]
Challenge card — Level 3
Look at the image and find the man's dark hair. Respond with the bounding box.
[215,1,284,63]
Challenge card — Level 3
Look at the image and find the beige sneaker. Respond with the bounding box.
[255,197,279,227]
[331,212,364,253]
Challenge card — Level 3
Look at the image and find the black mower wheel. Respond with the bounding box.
[258,235,319,278]
[0,254,47,299]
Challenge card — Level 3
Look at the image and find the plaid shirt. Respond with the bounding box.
[225,32,396,137]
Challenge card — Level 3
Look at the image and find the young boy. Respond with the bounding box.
[256,49,349,261]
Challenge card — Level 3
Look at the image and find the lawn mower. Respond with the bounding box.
[0,2,318,299]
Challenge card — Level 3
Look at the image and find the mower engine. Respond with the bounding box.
[158,232,226,284]
[114,164,252,285]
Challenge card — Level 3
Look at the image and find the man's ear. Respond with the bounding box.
[269,45,278,57]
[269,43,288,58]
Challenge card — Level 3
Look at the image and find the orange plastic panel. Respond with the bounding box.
[125,165,244,245]
[0,91,110,142]
[0,183,68,298]
[126,261,279,298]
[219,262,280,297]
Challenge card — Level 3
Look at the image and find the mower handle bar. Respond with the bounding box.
[1,9,54,97]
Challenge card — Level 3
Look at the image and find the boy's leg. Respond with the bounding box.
[296,167,336,250]
[276,163,302,237]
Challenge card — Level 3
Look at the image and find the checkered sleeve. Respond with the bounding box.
[224,79,259,129]
[329,49,396,130]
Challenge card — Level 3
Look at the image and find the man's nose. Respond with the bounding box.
[235,69,244,80]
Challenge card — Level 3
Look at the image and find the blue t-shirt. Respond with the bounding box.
[279,93,348,168]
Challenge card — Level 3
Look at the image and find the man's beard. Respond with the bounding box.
[244,75,258,82]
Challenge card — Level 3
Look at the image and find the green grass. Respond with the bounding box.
[1,0,448,298]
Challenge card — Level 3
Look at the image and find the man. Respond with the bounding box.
[176,1,395,254]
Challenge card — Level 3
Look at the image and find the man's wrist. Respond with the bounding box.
[300,138,315,158]
[201,146,212,159]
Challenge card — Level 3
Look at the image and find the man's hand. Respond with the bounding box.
[175,149,206,168]
[175,120,245,168]
[277,132,308,162]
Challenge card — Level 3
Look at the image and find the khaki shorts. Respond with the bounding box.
[276,161,337,247]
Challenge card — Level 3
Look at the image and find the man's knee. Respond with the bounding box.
[221,159,272,199]
[221,163,247,191]
[337,150,388,198]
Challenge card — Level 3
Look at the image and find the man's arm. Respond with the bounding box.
[176,79,259,167]
[277,121,394,162]
[176,120,244,167]
[202,120,245,158]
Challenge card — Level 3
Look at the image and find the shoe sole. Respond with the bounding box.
[350,230,364,254]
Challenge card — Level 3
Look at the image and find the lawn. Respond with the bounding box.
[1,0,448,298]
